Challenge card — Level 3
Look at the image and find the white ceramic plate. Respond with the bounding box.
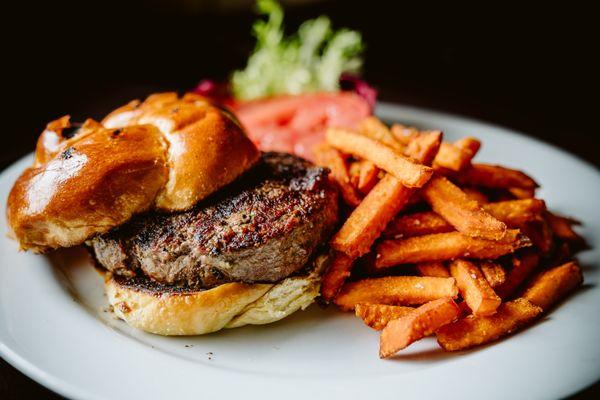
[1,103,599,400]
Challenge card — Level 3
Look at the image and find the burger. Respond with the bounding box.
[6,92,339,335]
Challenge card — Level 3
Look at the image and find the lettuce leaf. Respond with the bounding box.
[231,0,364,100]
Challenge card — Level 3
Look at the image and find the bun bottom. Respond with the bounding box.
[105,272,320,335]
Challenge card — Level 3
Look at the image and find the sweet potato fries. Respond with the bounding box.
[315,116,585,358]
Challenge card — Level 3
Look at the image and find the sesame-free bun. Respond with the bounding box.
[7,93,259,252]
[102,92,259,210]
[105,271,321,335]
[7,120,169,252]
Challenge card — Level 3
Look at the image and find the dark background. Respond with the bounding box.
[1,0,598,398]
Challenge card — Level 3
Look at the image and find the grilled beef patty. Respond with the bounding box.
[90,153,338,289]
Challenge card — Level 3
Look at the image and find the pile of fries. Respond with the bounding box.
[315,116,585,358]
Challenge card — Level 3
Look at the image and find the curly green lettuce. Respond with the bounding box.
[231,0,364,100]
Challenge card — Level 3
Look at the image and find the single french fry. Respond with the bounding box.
[422,175,507,240]
[331,174,412,258]
[390,123,419,145]
[449,259,501,316]
[383,199,546,238]
[355,303,415,330]
[436,298,542,351]
[331,132,442,259]
[480,261,507,288]
[380,298,460,357]
[404,130,443,163]
[432,137,480,173]
[320,252,355,302]
[432,144,475,173]
[325,132,442,301]
[326,128,433,188]
[313,143,362,207]
[455,137,481,157]
[434,143,468,171]
[416,262,451,278]
[462,187,489,204]
[357,161,380,194]
[334,276,458,311]
[545,211,584,242]
[495,250,540,300]
[359,116,405,152]
[509,187,536,199]
[523,261,583,311]
[375,230,531,268]
[384,210,454,238]
[488,199,546,226]
[458,163,539,189]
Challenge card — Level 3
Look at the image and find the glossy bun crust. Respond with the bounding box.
[7,93,259,252]
[7,120,169,252]
[103,93,259,210]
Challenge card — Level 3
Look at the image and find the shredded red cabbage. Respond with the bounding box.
[193,79,232,103]
[339,74,378,110]
[193,76,377,110]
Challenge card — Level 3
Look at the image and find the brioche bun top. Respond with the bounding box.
[7,93,259,252]
[102,92,259,210]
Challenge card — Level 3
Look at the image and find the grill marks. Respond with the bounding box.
[91,153,338,289]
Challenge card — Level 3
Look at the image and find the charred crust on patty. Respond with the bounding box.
[111,273,201,296]
[91,152,338,290]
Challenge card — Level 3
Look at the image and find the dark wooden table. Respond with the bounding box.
[2,1,597,398]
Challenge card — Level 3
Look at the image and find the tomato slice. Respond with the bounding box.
[232,92,371,161]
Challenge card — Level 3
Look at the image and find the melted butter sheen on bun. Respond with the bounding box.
[7,93,260,252]
[102,92,260,210]
[8,122,169,252]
